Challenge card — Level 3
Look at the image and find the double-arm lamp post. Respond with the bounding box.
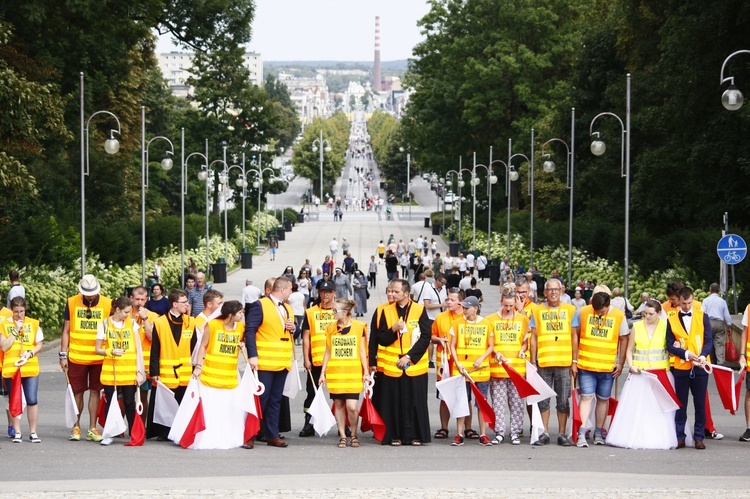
[507,134,533,265]
[182,132,209,286]
[475,154,517,260]
[312,130,331,201]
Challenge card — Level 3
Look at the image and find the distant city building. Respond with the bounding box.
[156,50,264,96]
[279,73,331,125]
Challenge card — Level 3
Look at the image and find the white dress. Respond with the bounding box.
[606,372,678,450]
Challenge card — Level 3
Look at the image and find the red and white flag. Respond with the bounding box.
[308,385,336,436]
[435,374,470,418]
[524,361,556,404]
[64,383,79,428]
[168,378,200,444]
[712,365,745,415]
[282,359,302,399]
[179,398,206,449]
[236,366,262,441]
[641,371,680,412]
[470,381,496,429]
[500,361,539,398]
[125,391,146,446]
[102,389,128,439]
[153,380,179,426]
[9,368,25,419]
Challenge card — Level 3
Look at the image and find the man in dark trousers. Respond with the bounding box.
[666,286,713,450]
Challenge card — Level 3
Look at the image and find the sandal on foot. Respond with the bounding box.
[351,436,360,447]
[337,437,347,448]
[434,428,449,439]
[411,440,422,446]
[464,429,480,439]
[390,440,402,446]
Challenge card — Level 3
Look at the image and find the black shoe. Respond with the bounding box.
[428,361,435,368]
[345,425,352,438]
[740,429,750,442]
[299,423,314,437]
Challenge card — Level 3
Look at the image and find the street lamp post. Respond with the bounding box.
[474,159,500,259]
[200,158,230,275]
[440,176,446,230]
[445,169,460,251]
[479,157,517,261]
[590,74,631,298]
[312,130,332,202]
[247,161,275,247]
[181,130,209,286]
[720,50,750,110]
[507,133,533,264]
[80,72,121,277]
[399,147,412,220]
[457,158,473,247]
[540,108,576,285]
[141,106,175,286]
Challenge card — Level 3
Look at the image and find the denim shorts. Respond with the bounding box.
[465,381,490,408]
[578,369,614,399]
[538,366,571,413]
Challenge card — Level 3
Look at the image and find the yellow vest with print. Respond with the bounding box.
[488,312,528,378]
[431,309,462,381]
[533,303,576,368]
[68,295,112,365]
[255,297,293,372]
[153,314,194,388]
[380,302,427,378]
[668,309,706,371]
[133,309,157,374]
[325,320,367,394]
[632,319,669,369]
[100,318,139,386]
[578,305,624,373]
[1,317,40,377]
[373,303,391,373]
[306,305,336,366]
[201,319,243,389]
[451,317,493,382]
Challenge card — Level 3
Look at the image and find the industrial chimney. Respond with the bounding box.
[373,16,382,91]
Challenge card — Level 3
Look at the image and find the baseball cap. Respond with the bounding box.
[319,281,336,292]
[460,296,480,309]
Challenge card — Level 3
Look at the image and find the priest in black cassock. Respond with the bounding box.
[372,278,432,445]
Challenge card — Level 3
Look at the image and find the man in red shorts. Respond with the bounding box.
[59,275,112,442]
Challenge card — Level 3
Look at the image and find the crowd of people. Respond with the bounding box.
[1,254,747,453]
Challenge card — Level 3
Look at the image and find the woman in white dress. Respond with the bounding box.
[606,299,678,450]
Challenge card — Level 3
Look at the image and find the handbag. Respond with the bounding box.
[726,329,739,362]
[366,290,370,299]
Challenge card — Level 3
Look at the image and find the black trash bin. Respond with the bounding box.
[432,223,442,235]
[277,228,286,241]
[284,221,293,232]
[488,265,500,286]
[449,241,460,257]
[212,262,227,283]
[124,286,136,297]
[241,252,253,269]
[297,212,305,223]
[424,217,430,228]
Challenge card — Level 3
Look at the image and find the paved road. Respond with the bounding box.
[13,160,750,496]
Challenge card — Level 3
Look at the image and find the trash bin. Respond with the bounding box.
[297,212,305,223]
[424,217,430,228]
[241,252,253,269]
[449,241,460,257]
[488,265,500,286]
[284,221,293,232]
[212,262,227,283]
[277,228,286,241]
[124,286,135,297]
[432,223,442,235]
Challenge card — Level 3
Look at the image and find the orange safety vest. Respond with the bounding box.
[577,305,624,373]
[745,305,750,373]
[533,303,576,368]
[380,301,427,378]
[431,309,463,381]
[373,302,391,373]
[133,309,157,374]
[201,319,243,389]
[254,297,293,372]
[153,313,194,388]
[1,316,40,377]
[488,312,528,378]
[67,295,112,365]
[668,308,707,370]
[632,319,669,369]
[662,300,701,368]
[306,305,336,366]
[451,317,493,382]
[325,320,367,394]
[100,318,139,386]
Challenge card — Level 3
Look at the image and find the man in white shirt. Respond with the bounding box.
[329,238,339,260]
[6,269,24,307]
[465,253,475,275]
[241,279,262,307]
[702,283,733,365]
[476,252,488,281]
[459,270,473,291]
[418,273,448,367]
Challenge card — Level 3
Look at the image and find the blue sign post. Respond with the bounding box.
[717,234,747,265]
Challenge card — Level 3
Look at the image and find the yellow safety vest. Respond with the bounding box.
[201,319,243,389]
[1,317,40,377]
[133,309,157,374]
[632,319,669,369]
[380,302,427,378]
[488,312,528,378]
[578,306,624,373]
[255,297,293,372]
[533,303,576,368]
[68,295,112,365]
[153,314,194,388]
[325,320,367,394]
[431,309,463,381]
[668,309,706,371]
[306,306,336,366]
[451,317,492,382]
[100,318,139,386]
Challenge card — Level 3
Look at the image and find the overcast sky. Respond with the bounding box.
[156,0,432,61]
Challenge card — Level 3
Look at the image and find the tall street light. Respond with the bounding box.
[480,157,517,261]
[540,108,576,285]
[474,155,505,260]
[508,134,533,265]
[590,74,631,298]
[247,159,275,247]
[141,106,174,286]
[181,131,209,285]
[720,50,750,110]
[200,158,229,276]
[312,130,331,201]
[399,146,412,220]
[80,73,121,277]
[457,158,473,247]
[444,169,460,251]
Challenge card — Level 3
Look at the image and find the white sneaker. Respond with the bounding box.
[576,434,588,448]
[491,435,504,445]
[100,437,114,446]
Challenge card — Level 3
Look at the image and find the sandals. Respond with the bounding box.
[464,429,480,439]
[350,436,360,448]
[434,428,449,439]
[390,440,402,446]
[338,437,347,448]
[411,440,422,446]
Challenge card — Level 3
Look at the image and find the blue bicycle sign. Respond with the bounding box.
[717,234,747,265]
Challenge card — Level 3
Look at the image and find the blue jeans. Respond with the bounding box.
[578,369,614,399]
[465,380,490,408]
[6,376,39,405]
[257,370,288,440]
